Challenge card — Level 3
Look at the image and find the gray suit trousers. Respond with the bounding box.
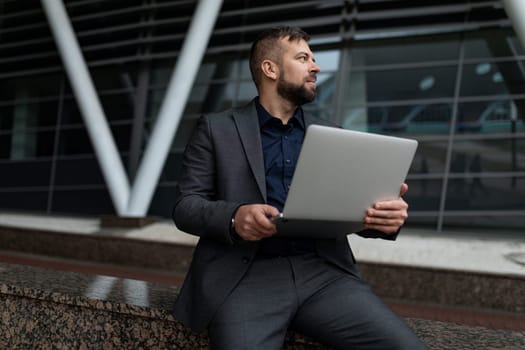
[207,253,427,350]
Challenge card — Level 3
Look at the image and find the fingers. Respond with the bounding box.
[364,197,408,234]
[233,204,278,241]
[399,183,408,197]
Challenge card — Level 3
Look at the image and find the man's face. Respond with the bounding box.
[276,38,321,106]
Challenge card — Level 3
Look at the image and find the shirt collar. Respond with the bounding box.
[255,97,305,130]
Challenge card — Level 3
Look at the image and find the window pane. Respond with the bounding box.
[464,29,525,59]
[460,61,525,97]
[53,158,105,186]
[347,66,457,103]
[0,130,55,160]
[457,100,525,134]
[410,140,449,174]
[0,191,49,212]
[352,34,460,66]
[443,213,525,231]
[51,189,113,215]
[0,161,51,187]
[450,138,524,173]
[100,93,134,122]
[445,177,525,211]
[342,104,453,135]
[58,128,93,155]
[404,179,443,212]
[0,74,61,102]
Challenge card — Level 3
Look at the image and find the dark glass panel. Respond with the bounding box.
[347,66,457,103]
[0,191,49,212]
[442,213,525,231]
[352,34,460,66]
[159,153,184,183]
[464,29,525,59]
[0,130,55,160]
[404,178,443,212]
[60,98,83,126]
[99,93,134,122]
[409,140,449,174]
[91,65,138,92]
[342,104,453,135]
[110,124,132,152]
[58,128,93,155]
[149,185,178,217]
[0,101,58,130]
[0,161,51,187]
[460,61,525,97]
[0,74,61,102]
[51,188,114,215]
[234,81,258,106]
[450,138,524,173]
[445,177,525,211]
[53,158,105,186]
[0,135,10,158]
[0,105,14,131]
[456,100,525,134]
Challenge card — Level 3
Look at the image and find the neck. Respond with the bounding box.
[258,94,297,124]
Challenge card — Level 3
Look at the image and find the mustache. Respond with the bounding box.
[306,74,317,83]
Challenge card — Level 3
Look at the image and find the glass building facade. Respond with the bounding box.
[0,0,523,232]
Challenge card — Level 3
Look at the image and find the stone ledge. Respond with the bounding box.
[1,282,525,350]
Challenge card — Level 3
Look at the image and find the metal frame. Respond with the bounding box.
[41,0,223,216]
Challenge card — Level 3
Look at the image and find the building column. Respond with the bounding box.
[41,0,130,215]
[503,0,525,50]
[126,0,223,216]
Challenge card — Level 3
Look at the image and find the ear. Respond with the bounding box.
[261,59,279,81]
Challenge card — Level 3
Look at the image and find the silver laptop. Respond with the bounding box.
[273,124,418,238]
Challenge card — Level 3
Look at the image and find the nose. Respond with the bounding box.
[311,61,321,73]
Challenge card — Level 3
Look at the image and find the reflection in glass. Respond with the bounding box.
[343,104,453,135]
[0,161,52,187]
[409,141,449,174]
[404,179,443,212]
[347,66,457,102]
[351,34,460,66]
[460,61,525,97]
[450,138,524,173]
[457,100,525,134]
[445,177,525,211]
[464,29,525,59]
[54,158,105,186]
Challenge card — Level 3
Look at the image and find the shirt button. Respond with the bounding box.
[285,159,291,163]
[242,257,250,264]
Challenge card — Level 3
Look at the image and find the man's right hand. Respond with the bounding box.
[233,204,279,241]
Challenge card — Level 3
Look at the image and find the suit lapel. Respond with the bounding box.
[232,101,267,202]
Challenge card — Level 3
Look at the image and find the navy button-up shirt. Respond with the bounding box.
[256,98,305,212]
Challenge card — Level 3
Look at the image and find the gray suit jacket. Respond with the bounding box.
[172,99,396,331]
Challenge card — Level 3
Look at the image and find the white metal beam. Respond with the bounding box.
[126,0,223,216]
[41,0,130,215]
[503,0,525,50]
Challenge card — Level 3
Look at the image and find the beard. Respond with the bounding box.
[276,74,317,106]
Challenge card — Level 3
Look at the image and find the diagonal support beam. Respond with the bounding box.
[126,0,223,216]
[42,0,223,217]
[41,0,130,215]
[503,0,525,50]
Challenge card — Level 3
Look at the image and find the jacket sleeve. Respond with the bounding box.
[355,228,399,241]
[172,115,242,245]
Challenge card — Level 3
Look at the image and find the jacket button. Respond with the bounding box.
[242,257,250,264]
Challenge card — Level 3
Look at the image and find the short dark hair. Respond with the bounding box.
[249,26,310,87]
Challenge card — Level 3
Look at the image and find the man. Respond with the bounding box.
[173,26,426,349]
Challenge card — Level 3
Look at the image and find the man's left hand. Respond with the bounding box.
[363,183,408,234]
